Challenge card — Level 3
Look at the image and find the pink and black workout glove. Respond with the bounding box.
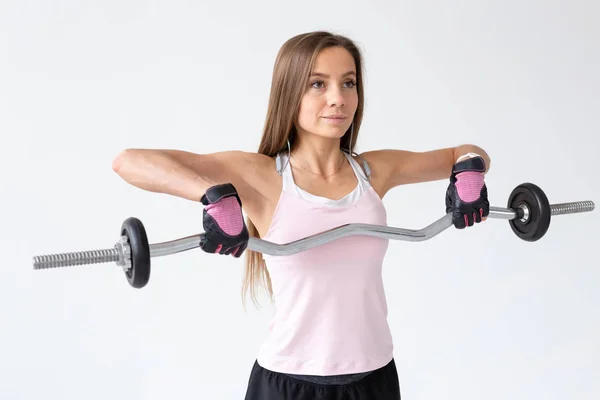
[199,183,249,257]
[445,156,490,229]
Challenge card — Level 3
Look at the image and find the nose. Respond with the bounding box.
[326,85,346,108]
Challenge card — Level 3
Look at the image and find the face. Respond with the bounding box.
[296,46,358,141]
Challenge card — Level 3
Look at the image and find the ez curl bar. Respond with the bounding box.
[33,183,595,289]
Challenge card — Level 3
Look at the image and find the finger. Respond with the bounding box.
[219,246,231,255]
[231,246,246,258]
[454,214,466,229]
[199,237,222,254]
[466,213,475,227]
[482,205,490,218]
[233,243,248,258]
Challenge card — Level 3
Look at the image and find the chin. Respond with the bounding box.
[318,126,350,137]
[313,132,346,141]
[297,124,351,140]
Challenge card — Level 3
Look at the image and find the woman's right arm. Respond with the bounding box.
[111,148,259,203]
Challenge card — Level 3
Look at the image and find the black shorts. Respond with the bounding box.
[244,359,401,400]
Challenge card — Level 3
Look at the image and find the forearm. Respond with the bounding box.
[111,149,217,202]
[453,144,491,173]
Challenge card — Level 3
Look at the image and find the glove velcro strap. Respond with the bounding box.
[452,156,486,174]
[200,183,240,205]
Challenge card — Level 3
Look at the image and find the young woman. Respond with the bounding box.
[112,31,491,400]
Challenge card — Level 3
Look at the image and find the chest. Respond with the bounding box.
[289,164,360,201]
[263,190,389,265]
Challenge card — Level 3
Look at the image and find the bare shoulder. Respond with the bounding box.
[204,149,281,203]
[354,150,397,197]
[356,148,454,195]
[240,151,282,195]
[164,149,277,188]
[165,149,281,233]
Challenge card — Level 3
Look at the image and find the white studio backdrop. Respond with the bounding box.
[1,1,598,399]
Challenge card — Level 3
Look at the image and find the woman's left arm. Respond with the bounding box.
[361,144,491,228]
[361,144,491,194]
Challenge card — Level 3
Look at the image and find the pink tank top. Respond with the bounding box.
[256,150,394,375]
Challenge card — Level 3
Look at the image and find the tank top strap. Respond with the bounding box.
[342,149,372,190]
[275,152,294,192]
[276,150,372,192]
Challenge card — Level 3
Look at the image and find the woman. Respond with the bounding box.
[112,31,490,400]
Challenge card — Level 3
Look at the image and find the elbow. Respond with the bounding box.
[112,148,137,174]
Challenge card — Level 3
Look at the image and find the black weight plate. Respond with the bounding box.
[121,217,151,288]
[507,183,551,242]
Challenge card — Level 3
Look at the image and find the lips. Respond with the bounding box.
[321,115,347,125]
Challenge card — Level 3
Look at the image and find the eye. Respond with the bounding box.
[310,80,325,89]
[309,79,357,89]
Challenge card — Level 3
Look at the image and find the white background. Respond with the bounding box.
[1,1,599,399]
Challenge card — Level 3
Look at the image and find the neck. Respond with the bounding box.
[290,134,347,177]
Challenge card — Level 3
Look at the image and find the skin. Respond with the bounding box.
[112,46,491,240]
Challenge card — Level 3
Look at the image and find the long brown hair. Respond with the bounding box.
[241,31,366,309]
